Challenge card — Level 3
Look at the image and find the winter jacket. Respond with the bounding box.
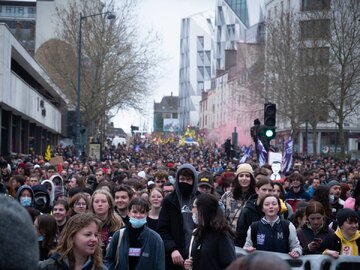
[158,164,198,270]
[220,191,247,231]
[104,226,165,270]
[235,194,263,247]
[244,216,302,255]
[321,228,360,256]
[190,229,236,270]
[38,253,107,270]
[297,223,334,254]
[284,188,311,212]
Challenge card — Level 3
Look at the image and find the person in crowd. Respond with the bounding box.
[28,174,40,186]
[0,194,39,270]
[307,176,321,197]
[297,201,334,254]
[68,173,86,190]
[158,163,198,270]
[197,171,220,199]
[45,165,57,180]
[90,189,124,256]
[344,178,360,213]
[34,214,58,261]
[53,199,69,234]
[291,204,308,230]
[154,170,169,188]
[310,185,333,225]
[68,192,90,217]
[215,171,234,196]
[105,197,165,270]
[236,178,274,247]
[162,182,175,197]
[183,193,236,270]
[16,184,35,208]
[284,173,311,212]
[114,184,135,226]
[273,182,293,220]
[328,180,345,219]
[220,163,256,231]
[321,208,360,257]
[38,212,106,270]
[147,187,164,232]
[226,252,291,270]
[243,194,302,258]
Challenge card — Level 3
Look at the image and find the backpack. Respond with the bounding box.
[251,219,290,250]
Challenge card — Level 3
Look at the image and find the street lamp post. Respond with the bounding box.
[75,11,115,157]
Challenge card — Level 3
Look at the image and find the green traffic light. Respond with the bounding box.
[265,129,274,138]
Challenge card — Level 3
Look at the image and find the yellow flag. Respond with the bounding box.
[44,145,51,161]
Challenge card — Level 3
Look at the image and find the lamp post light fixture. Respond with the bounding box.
[75,11,115,157]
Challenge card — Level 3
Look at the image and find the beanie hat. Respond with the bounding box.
[236,163,254,176]
[0,195,39,269]
[336,208,358,227]
[327,180,341,188]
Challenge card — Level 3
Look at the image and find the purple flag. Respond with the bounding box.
[282,131,293,173]
[257,138,268,166]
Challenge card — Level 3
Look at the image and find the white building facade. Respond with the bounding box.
[178,10,215,130]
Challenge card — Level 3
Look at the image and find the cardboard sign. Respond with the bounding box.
[49,156,64,166]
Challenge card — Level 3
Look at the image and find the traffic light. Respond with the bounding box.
[264,103,276,127]
[263,103,276,145]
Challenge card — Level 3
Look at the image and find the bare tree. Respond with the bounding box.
[325,0,360,159]
[36,0,160,143]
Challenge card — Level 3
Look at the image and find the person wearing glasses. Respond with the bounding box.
[68,193,89,217]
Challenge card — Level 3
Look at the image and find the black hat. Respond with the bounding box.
[336,208,359,227]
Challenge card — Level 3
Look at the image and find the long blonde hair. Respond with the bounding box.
[90,189,124,232]
[54,213,103,268]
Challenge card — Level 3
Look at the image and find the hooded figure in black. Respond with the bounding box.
[31,184,51,214]
[158,164,198,270]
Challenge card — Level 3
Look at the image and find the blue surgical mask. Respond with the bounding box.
[20,197,32,207]
[37,235,44,242]
[129,217,147,229]
[192,214,198,224]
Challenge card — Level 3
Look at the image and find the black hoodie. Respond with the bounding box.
[235,194,264,247]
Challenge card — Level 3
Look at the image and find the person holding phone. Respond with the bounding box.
[297,201,334,254]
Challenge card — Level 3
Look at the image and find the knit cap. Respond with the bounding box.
[235,163,254,176]
[0,195,39,269]
[327,180,341,188]
[336,208,359,226]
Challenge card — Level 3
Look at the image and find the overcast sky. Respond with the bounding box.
[112,0,262,133]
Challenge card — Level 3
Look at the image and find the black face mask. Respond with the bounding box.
[178,182,193,197]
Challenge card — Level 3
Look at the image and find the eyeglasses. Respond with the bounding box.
[156,181,166,184]
[75,202,87,207]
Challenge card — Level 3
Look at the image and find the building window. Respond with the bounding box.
[197,36,204,50]
[197,81,204,92]
[300,19,330,40]
[302,0,330,11]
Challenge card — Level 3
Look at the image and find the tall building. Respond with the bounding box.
[178,10,215,131]
[213,0,264,76]
[0,24,68,156]
[0,0,36,55]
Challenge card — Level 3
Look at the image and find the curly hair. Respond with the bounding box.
[53,213,103,268]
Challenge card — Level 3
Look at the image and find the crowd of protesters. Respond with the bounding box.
[1,135,360,269]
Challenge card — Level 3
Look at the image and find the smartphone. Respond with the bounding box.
[314,238,322,244]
